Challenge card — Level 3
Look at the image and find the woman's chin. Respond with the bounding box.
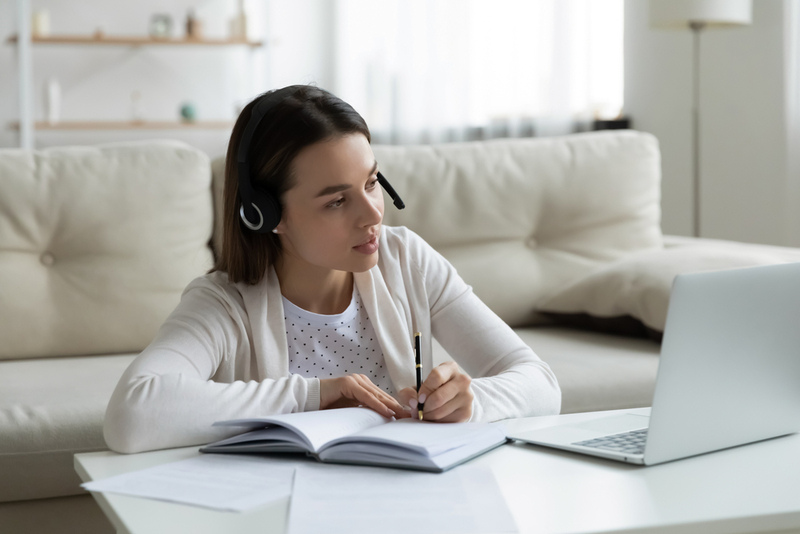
[349,251,380,273]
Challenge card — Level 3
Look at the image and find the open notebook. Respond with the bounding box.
[200,407,508,472]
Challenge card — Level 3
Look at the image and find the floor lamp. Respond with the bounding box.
[649,0,752,237]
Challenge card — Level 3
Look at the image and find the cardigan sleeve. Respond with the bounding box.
[402,229,562,421]
[103,277,319,454]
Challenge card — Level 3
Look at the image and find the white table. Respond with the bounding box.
[75,408,800,534]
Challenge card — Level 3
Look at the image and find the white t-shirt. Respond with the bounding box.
[283,289,393,395]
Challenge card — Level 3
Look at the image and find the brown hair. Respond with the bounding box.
[211,85,371,285]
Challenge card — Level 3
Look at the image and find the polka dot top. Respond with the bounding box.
[283,288,394,396]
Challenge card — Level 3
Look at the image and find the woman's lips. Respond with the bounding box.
[353,235,379,255]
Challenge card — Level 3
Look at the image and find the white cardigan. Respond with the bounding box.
[104,226,561,453]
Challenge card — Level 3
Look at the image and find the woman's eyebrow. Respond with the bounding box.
[314,161,379,198]
[316,184,351,197]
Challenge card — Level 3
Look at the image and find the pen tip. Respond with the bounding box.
[418,410,423,421]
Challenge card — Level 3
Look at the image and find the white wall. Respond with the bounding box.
[625,0,798,246]
[265,0,335,90]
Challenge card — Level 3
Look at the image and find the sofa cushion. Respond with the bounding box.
[372,131,664,327]
[430,326,661,415]
[0,354,136,502]
[432,325,661,413]
[210,154,226,259]
[537,238,800,333]
[514,327,661,414]
[0,141,214,360]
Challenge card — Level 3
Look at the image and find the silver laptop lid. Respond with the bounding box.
[644,262,800,465]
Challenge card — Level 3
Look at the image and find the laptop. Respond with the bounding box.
[509,262,800,465]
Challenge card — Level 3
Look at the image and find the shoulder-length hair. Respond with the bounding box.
[211,85,371,285]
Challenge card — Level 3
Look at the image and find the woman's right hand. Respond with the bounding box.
[319,375,411,419]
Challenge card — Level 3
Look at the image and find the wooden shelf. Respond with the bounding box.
[6,34,264,47]
[8,120,235,131]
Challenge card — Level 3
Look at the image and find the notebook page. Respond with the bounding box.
[325,419,506,456]
[215,407,389,452]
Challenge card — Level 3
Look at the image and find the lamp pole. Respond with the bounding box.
[649,0,752,239]
[690,21,704,238]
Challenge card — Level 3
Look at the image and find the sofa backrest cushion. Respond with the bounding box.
[374,131,663,326]
[0,140,214,360]
[210,130,663,328]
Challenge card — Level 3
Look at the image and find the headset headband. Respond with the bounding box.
[237,87,298,229]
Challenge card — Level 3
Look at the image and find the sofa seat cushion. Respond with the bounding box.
[0,140,214,360]
[0,354,136,502]
[513,327,661,414]
[430,326,660,415]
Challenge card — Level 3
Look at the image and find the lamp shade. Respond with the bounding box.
[650,0,752,28]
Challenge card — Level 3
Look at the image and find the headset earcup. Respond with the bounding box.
[249,188,282,233]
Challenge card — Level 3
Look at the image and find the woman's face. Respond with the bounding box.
[275,133,384,274]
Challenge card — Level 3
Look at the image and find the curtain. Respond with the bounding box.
[332,0,624,144]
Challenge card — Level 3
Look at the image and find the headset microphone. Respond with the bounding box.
[376,172,405,210]
[237,88,406,234]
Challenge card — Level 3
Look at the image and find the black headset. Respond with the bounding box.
[237,87,405,233]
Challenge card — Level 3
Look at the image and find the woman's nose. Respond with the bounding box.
[357,191,383,227]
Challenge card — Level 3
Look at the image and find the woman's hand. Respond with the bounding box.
[397,361,473,422]
[319,374,412,419]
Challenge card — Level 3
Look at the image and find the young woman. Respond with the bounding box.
[104,85,560,453]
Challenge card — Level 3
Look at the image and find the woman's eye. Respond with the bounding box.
[327,198,345,208]
[367,178,379,190]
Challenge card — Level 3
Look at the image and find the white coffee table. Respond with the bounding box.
[75,408,800,534]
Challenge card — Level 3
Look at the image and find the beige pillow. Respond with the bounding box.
[537,246,791,334]
[0,141,214,360]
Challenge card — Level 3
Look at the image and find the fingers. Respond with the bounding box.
[417,361,458,402]
[396,387,418,407]
[423,390,473,422]
[342,375,407,419]
[417,362,473,423]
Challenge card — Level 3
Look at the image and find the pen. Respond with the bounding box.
[415,332,424,420]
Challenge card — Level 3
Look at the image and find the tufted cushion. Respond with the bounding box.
[0,140,214,360]
[373,131,664,326]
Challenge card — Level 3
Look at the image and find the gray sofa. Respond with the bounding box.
[2,131,798,533]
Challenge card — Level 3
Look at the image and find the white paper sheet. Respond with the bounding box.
[287,463,518,533]
[82,454,295,512]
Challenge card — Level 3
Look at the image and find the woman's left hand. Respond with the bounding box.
[397,361,473,423]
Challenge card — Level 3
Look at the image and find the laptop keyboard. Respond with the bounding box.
[573,428,648,455]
